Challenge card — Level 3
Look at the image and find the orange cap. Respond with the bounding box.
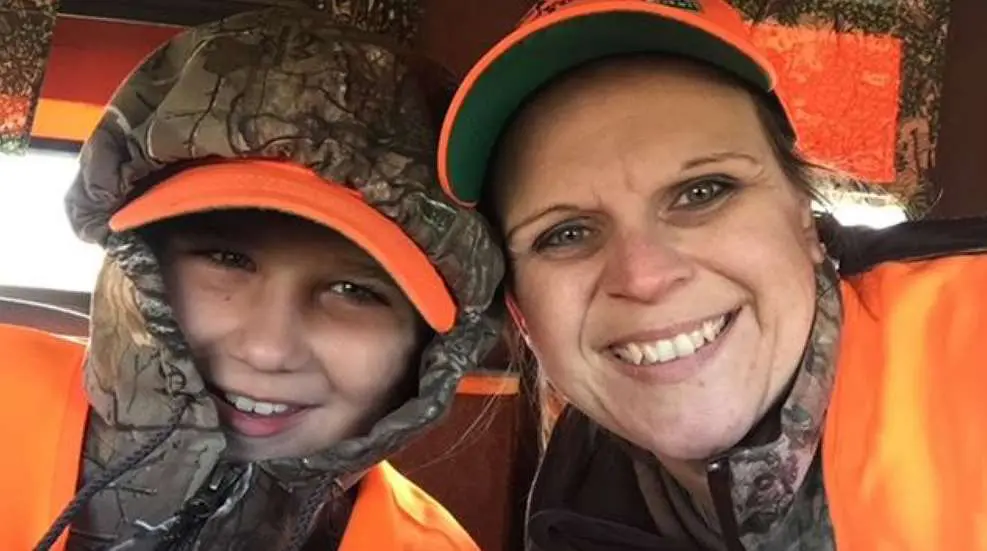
[438,0,795,206]
[109,160,456,333]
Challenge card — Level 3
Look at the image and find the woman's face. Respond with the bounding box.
[160,210,424,462]
[493,59,823,461]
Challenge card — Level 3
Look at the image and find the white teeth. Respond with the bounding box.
[688,330,704,349]
[656,340,676,362]
[642,343,660,364]
[673,334,696,356]
[232,395,254,411]
[225,393,291,416]
[615,342,645,364]
[610,313,730,366]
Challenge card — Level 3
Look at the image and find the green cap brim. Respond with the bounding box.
[445,11,771,205]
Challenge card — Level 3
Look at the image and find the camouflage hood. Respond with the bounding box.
[56,7,503,549]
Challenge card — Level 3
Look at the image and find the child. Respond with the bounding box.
[0,6,503,550]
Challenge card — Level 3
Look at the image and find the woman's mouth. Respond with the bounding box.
[608,309,739,367]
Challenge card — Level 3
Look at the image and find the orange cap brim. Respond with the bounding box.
[109,160,456,333]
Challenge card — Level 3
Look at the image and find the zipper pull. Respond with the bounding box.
[707,458,745,551]
[154,464,248,550]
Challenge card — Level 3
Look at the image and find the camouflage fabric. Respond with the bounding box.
[726,261,841,550]
[0,0,59,154]
[62,6,503,549]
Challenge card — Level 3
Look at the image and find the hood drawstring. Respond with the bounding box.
[284,476,341,551]
[33,395,193,551]
[34,391,341,551]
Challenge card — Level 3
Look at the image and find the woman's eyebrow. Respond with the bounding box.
[505,204,583,243]
[681,151,762,171]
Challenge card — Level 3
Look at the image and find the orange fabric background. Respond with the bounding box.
[752,24,902,182]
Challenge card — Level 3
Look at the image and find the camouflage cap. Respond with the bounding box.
[65,5,504,490]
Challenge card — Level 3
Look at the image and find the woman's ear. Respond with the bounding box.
[505,293,531,348]
[801,203,826,265]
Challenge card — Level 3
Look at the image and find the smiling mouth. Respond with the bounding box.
[205,383,306,418]
[222,392,302,416]
[608,309,739,366]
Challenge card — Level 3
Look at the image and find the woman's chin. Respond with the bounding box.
[627,411,758,463]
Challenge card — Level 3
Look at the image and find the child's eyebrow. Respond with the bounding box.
[180,215,250,241]
[328,256,394,281]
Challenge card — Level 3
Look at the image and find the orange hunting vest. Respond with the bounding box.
[823,254,987,550]
[0,324,479,551]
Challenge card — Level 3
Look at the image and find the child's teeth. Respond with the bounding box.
[225,393,291,416]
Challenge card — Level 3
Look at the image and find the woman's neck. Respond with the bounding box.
[658,455,719,527]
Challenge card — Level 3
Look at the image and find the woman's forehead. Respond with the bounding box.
[495,64,768,192]
[512,57,761,142]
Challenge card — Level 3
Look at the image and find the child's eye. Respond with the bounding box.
[200,250,255,271]
[327,281,387,305]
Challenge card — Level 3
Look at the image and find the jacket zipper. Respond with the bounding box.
[707,458,745,551]
[155,464,248,551]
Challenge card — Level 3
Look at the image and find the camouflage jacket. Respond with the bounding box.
[525,263,842,551]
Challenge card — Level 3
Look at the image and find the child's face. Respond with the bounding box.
[159,210,425,462]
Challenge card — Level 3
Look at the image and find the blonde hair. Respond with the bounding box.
[87,255,154,392]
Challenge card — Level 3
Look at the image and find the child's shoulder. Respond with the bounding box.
[0,324,88,548]
[0,324,87,413]
[0,323,86,377]
[338,461,480,551]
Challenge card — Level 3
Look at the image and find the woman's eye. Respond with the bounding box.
[534,223,594,252]
[672,179,733,209]
[327,281,386,305]
[202,250,254,271]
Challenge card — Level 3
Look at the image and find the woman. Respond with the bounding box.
[437,0,987,549]
[0,6,503,550]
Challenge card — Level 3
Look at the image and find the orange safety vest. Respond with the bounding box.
[0,324,479,551]
[825,254,987,550]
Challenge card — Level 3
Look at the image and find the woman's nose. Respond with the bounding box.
[601,230,694,303]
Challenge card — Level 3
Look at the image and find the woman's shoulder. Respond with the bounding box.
[825,219,987,551]
[828,216,987,276]
[836,218,987,311]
